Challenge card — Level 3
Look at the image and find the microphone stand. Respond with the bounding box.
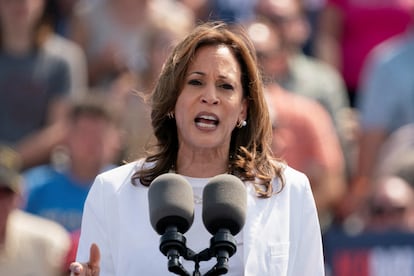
[160,226,191,276]
[204,228,237,276]
[161,228,238,276]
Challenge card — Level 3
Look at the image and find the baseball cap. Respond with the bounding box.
[0,145,22,194]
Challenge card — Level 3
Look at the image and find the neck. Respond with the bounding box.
[176,149,229,178]
[2,27,34,55]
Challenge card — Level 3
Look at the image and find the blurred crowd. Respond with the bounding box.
[1,0,414,275]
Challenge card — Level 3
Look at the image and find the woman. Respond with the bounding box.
[71,22,324,275]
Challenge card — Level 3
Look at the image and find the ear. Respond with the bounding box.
[239,98,248,121]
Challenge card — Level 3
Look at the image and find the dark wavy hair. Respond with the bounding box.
[132,21,284,197]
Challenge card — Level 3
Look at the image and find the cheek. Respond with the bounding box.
[175,95,194,122]
[174,111,192,140]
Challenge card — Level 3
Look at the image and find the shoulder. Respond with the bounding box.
[275,165,317,214]
[281,92,331,124]
[35,49,71,81]
[290,92,327,113]
[282,165,310,189]
[292,53,343,83]
[267,161,310,193]
[364,33,414,74]
[44,34,86,58]
[37,47,69,67]
[98,159,143,179]
[271,164,313,200]
[93,159,145,191]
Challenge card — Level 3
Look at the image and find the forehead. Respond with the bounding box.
[189,45,240,72]
[193,44,234,59]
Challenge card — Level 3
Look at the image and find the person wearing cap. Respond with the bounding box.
[0,145,71,275]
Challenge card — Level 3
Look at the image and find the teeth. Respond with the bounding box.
[196,122,216,128]
[199,115,217,121]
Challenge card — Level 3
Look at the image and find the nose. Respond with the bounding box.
[200,85,219,105]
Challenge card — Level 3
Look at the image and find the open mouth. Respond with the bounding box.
[195,114,219,129]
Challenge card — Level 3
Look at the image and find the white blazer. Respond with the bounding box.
[76,160,325,275]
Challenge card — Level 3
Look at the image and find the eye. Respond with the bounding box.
[219,83,234,90]
[188,79,202,86]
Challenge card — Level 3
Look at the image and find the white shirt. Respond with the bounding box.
[76,159,325,275]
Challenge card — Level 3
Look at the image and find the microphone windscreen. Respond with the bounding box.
[148,173,194,235]
[202,174,247,235]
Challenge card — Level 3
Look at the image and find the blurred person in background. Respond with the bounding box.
[247,18,346,230]
[43,0,88,99]
[121,0,195,161]
[323,175,414,276]
[264,83,346,231]
[23,94,123,233]
[374,124,414,187]
[209,0,256,23]
[342,10,414,218]
[178,0,255,26]
[178,0,212,22]
[140,0,195,92]
[68,0,196,163]
[301,0,327,56]
[0,0,72,170]
[364,176,414,233]
[253,0,355,180]
[313,0,414,107]
[254,0,350,132]
[0,144,70,275]
[68,0,151,90]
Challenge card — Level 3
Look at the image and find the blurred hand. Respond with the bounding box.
[69,243,100,276]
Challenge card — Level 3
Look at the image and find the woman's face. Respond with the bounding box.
[174,45,247,154]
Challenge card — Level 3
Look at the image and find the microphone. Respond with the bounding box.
[202,174,247,275]
[148,173,195,276]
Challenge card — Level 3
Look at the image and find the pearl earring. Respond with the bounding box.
[237,120,247,128]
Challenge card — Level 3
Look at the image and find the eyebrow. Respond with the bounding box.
[188,71,204,76]
[187,71,233,80]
